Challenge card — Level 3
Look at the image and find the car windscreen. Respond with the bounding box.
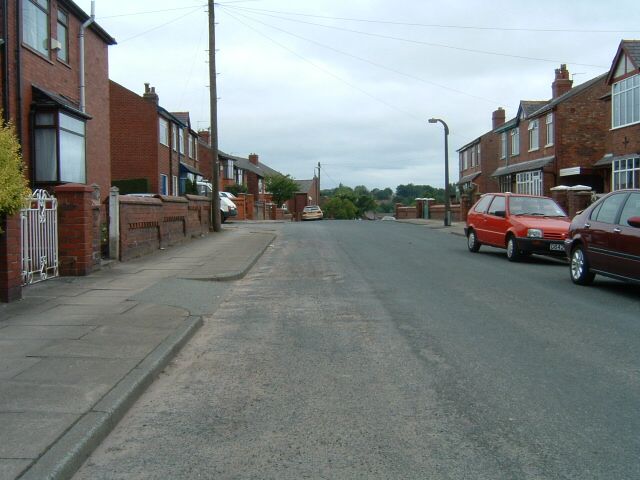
[509,197,566,217]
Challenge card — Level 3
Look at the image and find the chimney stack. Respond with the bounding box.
[248,153,259,165]
[492,107,506,129]
[552,64,573,99]
[142,83,159,105]
[198,129,210,146]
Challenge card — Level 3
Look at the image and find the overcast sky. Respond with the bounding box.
[76,0,640,190]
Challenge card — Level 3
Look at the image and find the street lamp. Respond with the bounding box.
[428,118,451,226]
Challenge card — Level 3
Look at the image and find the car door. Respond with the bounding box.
[614,192,640,280]
[588,192,628,272]
[469,195,493,244]
[484,195,508,247]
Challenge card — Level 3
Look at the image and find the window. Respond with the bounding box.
[172,125,177,151]
[476,144,481,166]
[511,128,519,156]
[159,118,169,146]
[463,150,469,170]
[619,193,640,226]
[172,175,178,196]
[612,74,640,128]
[612,157,640,190]
[459,152,463,172]
[160,174,168,195]
[595,193,626,224]
[189,135,195,158]
[235,168,243,186]
[34,110,86,183]
[488,196,506,216]
[501,132,507,159]
[56,9,68,62]
[516,170,542,196]
[258,178,264,193]
[23,0,49,56]
[499,175,511,193]
[226,160,234,179]
[178,128,184,155]
[474,195,493,213]
[545,113,554,146]
[528,120,539,151]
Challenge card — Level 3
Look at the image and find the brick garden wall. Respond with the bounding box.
[119,194,211,261]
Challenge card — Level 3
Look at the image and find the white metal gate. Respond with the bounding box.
[21,189,58,285]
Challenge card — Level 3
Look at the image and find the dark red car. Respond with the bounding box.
[565,189,640,285]
[465,193,570,261]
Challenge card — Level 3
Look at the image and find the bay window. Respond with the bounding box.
[612,157,640,190]
[34,110,86,184]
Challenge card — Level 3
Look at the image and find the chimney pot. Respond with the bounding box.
[552,64,573,98]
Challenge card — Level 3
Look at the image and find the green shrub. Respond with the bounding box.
[0,118,30,232]
[112,178,150,195]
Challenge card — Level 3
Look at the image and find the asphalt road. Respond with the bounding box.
[73,221,640,479]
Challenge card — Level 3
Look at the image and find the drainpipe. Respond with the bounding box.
[79,0,95,112]
[15,0,22,143]
[1,0,9,121]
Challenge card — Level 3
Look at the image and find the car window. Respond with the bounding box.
[589,201,603,220]
[594,193,627,224]
[509,196,565,216]
[473,195,493,213]
[619,193,640,226]
[487,196,506,216]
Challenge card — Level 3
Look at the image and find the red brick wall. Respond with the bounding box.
[0,214,22,302]
[109,81,159,190]
[459,131,500,194]
[119,194,211,261]
[55,184,96,276]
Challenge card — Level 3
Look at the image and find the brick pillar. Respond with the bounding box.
[460,194,471,221]
[54,184,95,276]
[550,186,569,215]
[567,190,593,218]
[415,199,424,219]
[0,214,22,302]
[425,199,434,219]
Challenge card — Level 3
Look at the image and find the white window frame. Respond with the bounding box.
[515,170,542,196]
[612,74,640,129]
[178,128,184,155]
[528,120,539,151]
[500,132,507,159]
[56,9,68,63]
[159,118,169,146]
[545,113,554,146]
[188,134,195,158]
[612,157,640,191]
[511,128,520,156]
[23,0,49,56]
[476,143,481,166]
[172,125,177,152]
[463,150,469,170]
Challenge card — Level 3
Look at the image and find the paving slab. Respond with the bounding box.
[0,326,95,340]
[0,358,41,380]
[0,412,77,458]
[0,460,31,480]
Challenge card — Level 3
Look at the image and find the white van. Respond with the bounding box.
[196,181,238,222]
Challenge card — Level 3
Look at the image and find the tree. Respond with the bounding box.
[0,118,29,233]
[355,194,376,216]
[323,196,358,219]
[265,174,299,207]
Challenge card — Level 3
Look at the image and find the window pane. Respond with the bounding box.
[57,20,68,62]
[59,130,86,183]
[23,1,48,55]
[595,194,626,224]
[36,112,55,126]
[59,112,85,135]
[35,129,57,181]
[619,193,640,226]
[488,196,505,215]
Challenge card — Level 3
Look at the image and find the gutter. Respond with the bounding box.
[79,0,95,112]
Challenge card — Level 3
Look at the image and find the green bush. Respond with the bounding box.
[226,183,248,196]
[112,178,150,195]
[323,196,358,219]
[0,118,30,232]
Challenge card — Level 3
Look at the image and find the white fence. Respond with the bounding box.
[21,189,58,285]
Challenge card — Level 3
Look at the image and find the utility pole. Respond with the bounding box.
[317,162,321,205]
[208,0,221,232]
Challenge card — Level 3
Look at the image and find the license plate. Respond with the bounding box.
[549,243,564,251]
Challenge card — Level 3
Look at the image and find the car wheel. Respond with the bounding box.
[570,245,595,285]
[221,211,227,223]
[467,229,481,252]
[506,235,521,262]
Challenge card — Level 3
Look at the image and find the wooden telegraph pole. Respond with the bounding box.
[208,0,221,232]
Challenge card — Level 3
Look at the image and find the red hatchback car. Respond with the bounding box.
[565,189,640,285]
[465,193,570,261]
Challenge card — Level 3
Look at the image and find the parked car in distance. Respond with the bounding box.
[195,181,237,222]
[301,205,323,221]
[465,193,570,261]
[565,189,640,285]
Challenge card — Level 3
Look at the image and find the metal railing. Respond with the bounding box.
[21,189,58,285]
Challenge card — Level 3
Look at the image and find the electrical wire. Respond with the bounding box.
[178,16,208,106]
[221,4,608,68]
[118,7,204,43]
[222,4,639,34]
[218,5,504,105]
[219,9,426,123]
[98,5,206,20]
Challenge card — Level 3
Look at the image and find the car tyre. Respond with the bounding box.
[506,235,521,262]
[570,245,595,285]
[221,211,227,223]
[467,229,481,252]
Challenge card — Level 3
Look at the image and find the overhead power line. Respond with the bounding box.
[221,4,640,34]
[99,5,206,20]
[221,4,608,68]
[219,5,503,105]
[118,7,204,43]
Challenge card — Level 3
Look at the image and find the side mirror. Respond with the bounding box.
[493,210,506,218]
[627,216,640,228]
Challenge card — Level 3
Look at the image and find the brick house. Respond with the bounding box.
[596,40,640,191]
[110,81,204,195]
[0,0,115,204]
[236,153,280,200]
[491,65,609,195]
[457,108,501,195]
[288,177,319,219]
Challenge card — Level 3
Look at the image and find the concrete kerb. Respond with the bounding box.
[395,219,466,237]
[19,316,203,480]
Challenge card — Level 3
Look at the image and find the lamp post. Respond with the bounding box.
[428,118,451,226]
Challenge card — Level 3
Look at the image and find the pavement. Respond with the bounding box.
[0,224,276,480]
[394,218,467,236]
